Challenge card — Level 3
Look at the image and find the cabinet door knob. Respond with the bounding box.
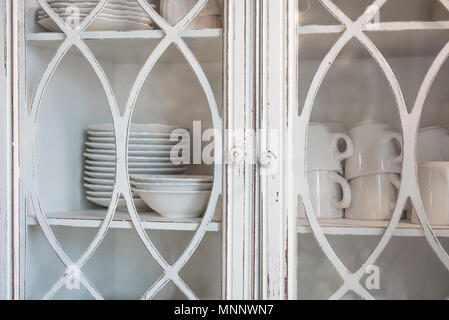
[259,151,276,168]
[229,146,245,164]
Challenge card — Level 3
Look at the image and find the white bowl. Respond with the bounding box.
[132,174,213,183]
[132,181,213,191]
[135,189,211,218]
[87,123,182,133]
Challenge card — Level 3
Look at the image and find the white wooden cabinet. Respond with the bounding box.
[1,0,449,300]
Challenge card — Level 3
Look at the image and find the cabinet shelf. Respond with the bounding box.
[26,28,223,63]
[298,23,449,59]
[297,218,449,237]
[27,210,221,232]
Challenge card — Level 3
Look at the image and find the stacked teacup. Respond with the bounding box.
[411,126,449,226]
[344,121,403,220]
[301,122,354,219]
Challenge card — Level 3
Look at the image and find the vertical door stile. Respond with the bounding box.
[260,0,297,300]
[223,0,259,300]
[0,0,12,300]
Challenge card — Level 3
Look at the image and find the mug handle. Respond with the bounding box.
[385,131,403,165]
[328,171,352,209]
[388,173,401,211]
[331,133,354,162]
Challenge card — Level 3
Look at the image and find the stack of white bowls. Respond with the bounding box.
[300,122,354,219]
[37,0,155,32]
[160,0,222,29]
[411,126,449,226]
[83,123,188,211]
[344,121,403,220]
[132,175,213,218]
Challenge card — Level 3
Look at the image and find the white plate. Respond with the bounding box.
[87,130,184,138]
[85,160,181,168]
[85,166,187,174]
[47,0,146,8]
[84,183,113,191]
[88,123,181,133]
[38,6,153,18]
[86,191,139,198]
[83,177,115,185]
[85,148,175,157]
[134,189,211,218]
[87,137,184,145]
[85,167,186,178]
[132,181,213,191]
[84,152,172,162]
[38,16,152,32]
[86,197,149,210]
[85,142,184,151]
[132,174,213,183]
[38,12,153,24]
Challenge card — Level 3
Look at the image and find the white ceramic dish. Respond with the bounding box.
[135,189,211,218]
[83,183,113,191]
[48,0,144,6]
[85,160,180,168]
[160,0,221,24]
[87,130,185,138]
[132,181,213,191]
[187,15,221,29]
[345,121,403,180]
[86,191,138,198]
[85,148,174,157]
[85,142,183,151]
[298,170,350,219]
[86,197,148,210]
[88,123,180,133]
[417,126,449,163]
[38,7,153,18]
[83,177,115,185]
[84,153,172,163]
[37,11,153,23]
[85,167,186,178]
[411,162,449,226]
[346,173,401,220]
[87,137,184,145]
[132,174,213,183]
[38,16,152,32]
[85,166,187,174]
[307,123,353,174]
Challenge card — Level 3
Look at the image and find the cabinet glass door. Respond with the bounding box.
[19,0,231,300]
[293,0,449,299]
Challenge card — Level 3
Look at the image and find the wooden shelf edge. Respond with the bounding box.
[26,210,222,232]
[298,21,449,35]
[26,28,223,41]
[297,218,449,237]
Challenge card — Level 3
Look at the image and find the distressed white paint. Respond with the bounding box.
[223,0,259,300]
[260,0,297,300]
[0,0,13,300]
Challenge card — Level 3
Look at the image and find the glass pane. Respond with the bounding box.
[295,0,449,300]
[24,0,223,300]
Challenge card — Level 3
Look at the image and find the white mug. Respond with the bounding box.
[345,121,403,180]
[345,173,401,220]
[411,162,449,226]
[307,123,354,174]
[298,170,351,219]
[417,126,449,163]
[160,0,220,25]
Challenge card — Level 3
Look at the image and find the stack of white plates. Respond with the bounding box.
[37,0,155,32]
[132,175,213,218]
[84,123,189,211]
